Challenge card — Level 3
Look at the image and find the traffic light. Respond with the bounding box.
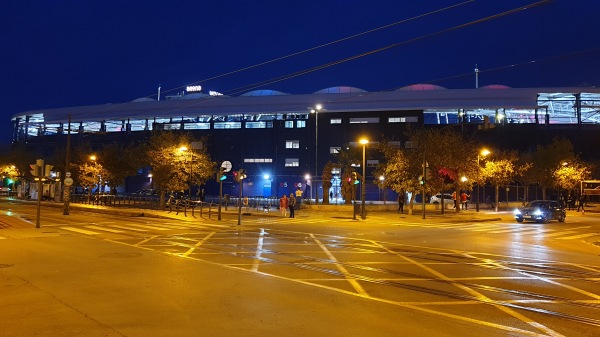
[238,169,247,180]
[419,175,425,185]
[352,172,359,185]
[30,159,44,177]
[233,170,239,182]
[44,164,53,177]
[218,167,227,181]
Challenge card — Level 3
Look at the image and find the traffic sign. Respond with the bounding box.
[64,177,74,186]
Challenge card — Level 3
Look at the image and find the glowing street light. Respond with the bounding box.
[309,104,324,203]
[359,138,369,219]
[476,148,491,212]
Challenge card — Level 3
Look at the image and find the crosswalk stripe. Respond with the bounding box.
[86,225,125,233]
[543,230,578,237]
[556,233,599,240]
[108,224,148,232]
[120,223,172,231]
[62,227,101,235]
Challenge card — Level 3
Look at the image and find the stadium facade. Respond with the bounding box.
[11,84,600,199]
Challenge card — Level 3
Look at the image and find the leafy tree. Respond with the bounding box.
[481,150,518,211]
[143,132,214,208]
[553,160,591,197]
[334,145,361,204]
[100,143,145,190]
[527,138,576,199]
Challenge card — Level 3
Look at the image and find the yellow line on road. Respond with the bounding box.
[374,241,565,337]
[310,233,368,297]
[182,232,216,257]
[61,227,101,235]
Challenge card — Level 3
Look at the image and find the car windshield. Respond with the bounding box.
[527,201,548,208]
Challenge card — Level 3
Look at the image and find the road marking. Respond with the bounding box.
[311,233,368,297]
[61,227,101,235]
[252,228,266,272]
[0,236,6,239]
[86,225,125,233]
[374,241,565,337]
[123,223,172,231]
[181,232,215,257]
[543,230,578,237]
[107,225,148,232]
[556,233,599,240]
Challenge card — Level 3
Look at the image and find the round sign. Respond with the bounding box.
[65,172,72,178]
[221,161,232,173]
[64,177,74,186]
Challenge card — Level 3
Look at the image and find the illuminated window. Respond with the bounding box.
[330,147,341,154]
[286,140,300,149]
[350,117,379,124]
[330,118,342,124]
[244,158,273,163]
[285,121,294,128]
[296,120,306,128]
[285,158,299,167]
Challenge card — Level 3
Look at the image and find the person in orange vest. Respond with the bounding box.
[452,191,457,209]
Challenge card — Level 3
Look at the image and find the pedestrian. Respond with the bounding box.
[397,192,404,214]
[288,193,296,218]
[452,191,457,209]
[279,194,288,217]
[566,194,573,210]
[295,188,303,209]
[486,195,494,209]
[460,191,468,210]
[577,193,586,213]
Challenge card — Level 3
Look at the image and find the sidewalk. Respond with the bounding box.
[1,198,596,229]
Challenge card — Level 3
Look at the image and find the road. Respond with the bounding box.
[1,200,600,337]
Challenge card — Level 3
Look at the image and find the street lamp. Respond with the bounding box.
[359,138,369,220]
[179,146,194,198]
[476,148,491,212]
[379,175,385,203]
[309,104,324,203]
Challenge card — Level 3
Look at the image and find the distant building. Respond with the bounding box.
[11,85,600,198]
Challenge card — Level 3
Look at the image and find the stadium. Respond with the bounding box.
[10,84,600,200]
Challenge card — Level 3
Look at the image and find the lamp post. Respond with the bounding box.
[359,138,369,219]
[309,104,324,203]
[179,146,194,199]
[476,149,490,212]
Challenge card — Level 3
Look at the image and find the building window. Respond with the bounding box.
[296,120,306,128]
[285,121,294,128]
[349,117,379,124]
[330,147,341,154]
[286,140,300,149]
[246,121,273,129]
[214,122,241,129]
[367,159,379,167]
[244,158,273,163]
[330,118,342,124]
[285,158,299,167]
[184,123,210,130]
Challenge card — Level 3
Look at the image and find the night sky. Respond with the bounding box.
[1,0,599,144]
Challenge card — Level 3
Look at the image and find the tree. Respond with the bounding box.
[553,160,591,197]
[143,132,214,208]
[527,138,576,199]
[480,150,518,211]
[100,143,145,191]
[334,145,361,204]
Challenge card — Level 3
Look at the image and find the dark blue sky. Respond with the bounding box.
[1,0,599,143]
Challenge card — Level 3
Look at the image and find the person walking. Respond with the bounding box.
[577,193,586,213]
[397,192,404,214]
[279,194,288,217]
[288,193,296,218]
[460,191,468,210]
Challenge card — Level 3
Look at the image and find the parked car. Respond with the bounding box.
[513,200,566,223]
[135,189,156,196]
[430,193,454,204]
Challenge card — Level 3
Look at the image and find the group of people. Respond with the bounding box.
[452,191,470,210]
[563,193,587,212]
[279,192,298,218]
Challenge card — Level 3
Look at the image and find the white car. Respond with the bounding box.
[430,193,454,204]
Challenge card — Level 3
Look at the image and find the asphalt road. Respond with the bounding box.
[1,200,600,337]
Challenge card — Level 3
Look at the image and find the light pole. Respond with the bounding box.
[179,146,194,199]
[476,148,490,212]
[359,138,369,220]
[305,173,312,204]
[309,104,324,203]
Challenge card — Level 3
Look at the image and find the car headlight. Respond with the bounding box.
[533,209,543,216]
[513,209,521,215]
